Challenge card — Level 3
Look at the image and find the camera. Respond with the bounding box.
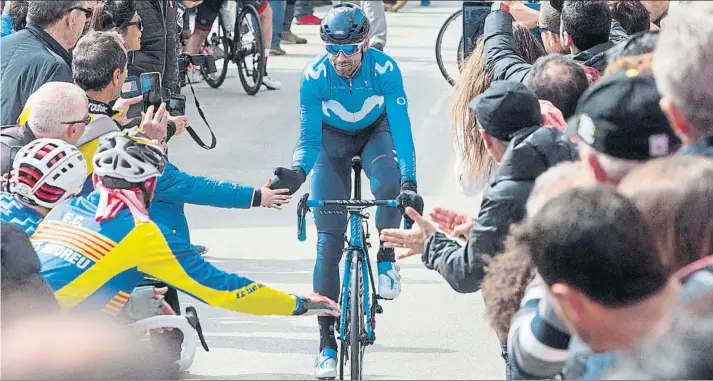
[178,53,217,87]
[121,72,187,119]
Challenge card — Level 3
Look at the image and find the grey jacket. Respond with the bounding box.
[0,24,73,125]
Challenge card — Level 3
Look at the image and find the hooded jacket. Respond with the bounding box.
[423,126,577,293]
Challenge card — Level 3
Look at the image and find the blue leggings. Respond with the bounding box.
[312,115,401,348]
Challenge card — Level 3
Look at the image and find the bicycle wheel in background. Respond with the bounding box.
[435,9,464,87]
[235,4,265,96]
[202,20,231,88]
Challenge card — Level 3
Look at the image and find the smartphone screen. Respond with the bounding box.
[140,72,162,110]
[122,80,139,94]
[168,96,186,116]
[462,1,492,60]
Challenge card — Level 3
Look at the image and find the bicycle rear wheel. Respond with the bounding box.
[350,256,364,380]
[202,20,231,88]
[235,4,265,96]
[435,9,463,87]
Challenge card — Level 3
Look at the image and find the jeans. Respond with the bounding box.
[295,0,314,18]
[268,0,286,48]
[312,114,401,348]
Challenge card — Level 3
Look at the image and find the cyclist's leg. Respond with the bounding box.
[361,115,402,299]
[312,127,358,376]
[185,0,222,54]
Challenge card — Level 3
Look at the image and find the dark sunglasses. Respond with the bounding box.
[62,115,91,125]
[125,17,143,31]
[325,43,362,57]
[71,6,93,18]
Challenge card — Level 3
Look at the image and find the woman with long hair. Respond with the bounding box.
[449,25,545,195]
[90,0,142,51]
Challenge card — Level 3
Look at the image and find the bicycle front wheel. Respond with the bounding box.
[235,4,265,95]
[350,256,364,380]
[435,9,463,87]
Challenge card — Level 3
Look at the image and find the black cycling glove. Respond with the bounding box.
[270,166,307,195]
[396,180,424,229]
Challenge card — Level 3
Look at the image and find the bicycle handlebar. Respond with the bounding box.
[296,193,407,242]
[128,306,209,372]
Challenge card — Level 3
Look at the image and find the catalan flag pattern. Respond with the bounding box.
[102,291,131,316]
[31,220,116,262]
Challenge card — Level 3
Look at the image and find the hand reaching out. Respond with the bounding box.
[429,206,474,241]
[260,178,291,209]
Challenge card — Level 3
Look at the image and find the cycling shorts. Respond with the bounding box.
[195,0,268,32]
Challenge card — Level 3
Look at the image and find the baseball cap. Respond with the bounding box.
[565,69,680,161]
[469,81,541,141]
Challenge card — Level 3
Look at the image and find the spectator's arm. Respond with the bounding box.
[421,185,526,293]
[484,10,533,84]
[507,274,571,379]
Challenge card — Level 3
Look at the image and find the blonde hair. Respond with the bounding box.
[449,23,546,190]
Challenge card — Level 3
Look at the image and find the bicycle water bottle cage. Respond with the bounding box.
[185,306,210,352]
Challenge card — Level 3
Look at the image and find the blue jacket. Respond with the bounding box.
[295,48,416,184]
[1,14,12,37]
[0,192,44,236]
[679,136,713,158]
[149,161,256,243]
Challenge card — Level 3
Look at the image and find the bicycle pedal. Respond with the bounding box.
[375,305,383,314]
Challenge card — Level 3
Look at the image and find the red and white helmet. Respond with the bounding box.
[11,138,88,209]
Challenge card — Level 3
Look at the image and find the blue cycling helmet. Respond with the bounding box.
[320,3,370,45]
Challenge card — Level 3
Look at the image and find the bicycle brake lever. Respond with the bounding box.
[185,306,210,352]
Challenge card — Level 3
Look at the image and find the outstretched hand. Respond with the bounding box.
[380,207,436,260]
[260,178,291,209]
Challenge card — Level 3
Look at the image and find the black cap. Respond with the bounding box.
[565,69,680,161]
[469,80,541,141]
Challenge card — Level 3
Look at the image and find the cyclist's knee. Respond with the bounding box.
[369,158,400,198]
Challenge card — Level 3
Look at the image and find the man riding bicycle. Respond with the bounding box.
[183,0,282,89]
[268,3,423,378]
[30,131,339,350]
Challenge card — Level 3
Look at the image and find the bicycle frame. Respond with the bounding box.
[296,157,405,378]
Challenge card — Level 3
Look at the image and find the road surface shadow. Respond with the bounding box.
[203,338,456,355]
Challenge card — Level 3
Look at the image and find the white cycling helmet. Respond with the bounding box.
[11,138,88,209]
[93,130,166,184]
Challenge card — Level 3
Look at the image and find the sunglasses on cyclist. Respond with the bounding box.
[325,43,363,57]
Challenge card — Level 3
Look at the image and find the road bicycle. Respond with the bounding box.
[296,156,408,380]
[200,0,265,95]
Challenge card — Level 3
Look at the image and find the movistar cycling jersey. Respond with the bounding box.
[295,48,417,183]
[31,191,299,316]
[0,192,43,236]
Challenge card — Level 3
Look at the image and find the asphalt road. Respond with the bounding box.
[171,2,505,379]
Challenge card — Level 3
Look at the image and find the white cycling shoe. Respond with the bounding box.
[262,74,282,90]
[315,348,337,379]
[377,261,401,300]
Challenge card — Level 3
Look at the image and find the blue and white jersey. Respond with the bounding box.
[0,192,44,236]
[293,48,417,184]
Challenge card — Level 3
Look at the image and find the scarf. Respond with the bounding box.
[94,177,156,222]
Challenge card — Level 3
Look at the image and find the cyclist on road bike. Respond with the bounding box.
[31,131,339,325]
[268,3,423,378]
[1,139,87,236]
[184,0,282,90]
